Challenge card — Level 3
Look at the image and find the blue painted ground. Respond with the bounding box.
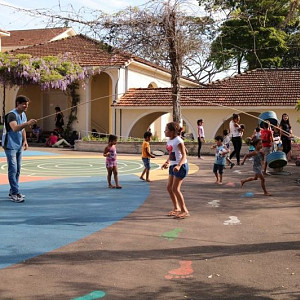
[0,175,149,269]
[0,150,60,157]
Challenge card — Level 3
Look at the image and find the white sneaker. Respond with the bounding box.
[10,194,25,203]
[9,193,26,199]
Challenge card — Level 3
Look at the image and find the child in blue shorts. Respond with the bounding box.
[140,131,155,182]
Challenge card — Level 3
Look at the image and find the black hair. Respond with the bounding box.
[223,129,229,136]
[262,121,269,129]
[55,106,61,111]
[215,135,223,142]
[255,127,260,132]
[15,95,29,106]
[232,113,239,120]
[280,113,291,128]
[108,134,117,143]
[144,131,152,139]
[197,119,203,125]
[252,138,261,147]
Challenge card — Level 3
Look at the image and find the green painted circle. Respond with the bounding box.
[0,158,160,177]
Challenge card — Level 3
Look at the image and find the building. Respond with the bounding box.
[1,28,299,141]
[0,29,198,137]
[116,68,300,140]
[1,27,76,52]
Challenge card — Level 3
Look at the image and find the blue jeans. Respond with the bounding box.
[5,148,23,195]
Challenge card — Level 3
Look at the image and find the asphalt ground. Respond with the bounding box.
[0,147,299,300]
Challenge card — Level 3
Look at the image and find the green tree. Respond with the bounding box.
[201,0,300,73]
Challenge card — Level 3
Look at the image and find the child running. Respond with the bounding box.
[161,122,189,219]
[212,136,229,184]
[103,134,122,189]
[140,131,155,182]
[241,139,271,196]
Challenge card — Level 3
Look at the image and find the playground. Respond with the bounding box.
[0,147,299,300]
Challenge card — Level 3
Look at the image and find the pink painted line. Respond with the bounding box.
[0,174,61,185]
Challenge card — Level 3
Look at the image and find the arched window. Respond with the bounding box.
[148,82,158,88]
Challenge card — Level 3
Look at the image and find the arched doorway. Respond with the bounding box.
[90,73,113,135]
[128,112,194,140]
[129,112,167,138]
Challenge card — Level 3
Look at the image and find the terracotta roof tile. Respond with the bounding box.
[2,27,71,48]
[116,69,300,107]
[9,34,198,85]
[11,34,133,67]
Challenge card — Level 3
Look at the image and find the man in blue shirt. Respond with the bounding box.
[2,95,36,203]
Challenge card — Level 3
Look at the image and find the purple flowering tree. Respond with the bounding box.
[0,53,88,125]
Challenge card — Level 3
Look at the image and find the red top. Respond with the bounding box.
[49,135,58,145]
[260,129,272,147]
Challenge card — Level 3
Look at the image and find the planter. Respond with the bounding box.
[75,140,300,159]
[75,140,250,156]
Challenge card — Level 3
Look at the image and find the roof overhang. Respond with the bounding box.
[128,60,200,87]
[0,30,10,37]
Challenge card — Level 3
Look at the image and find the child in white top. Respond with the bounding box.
[211,136,229,184]
[162,122,189,219]
[223,129,235,169]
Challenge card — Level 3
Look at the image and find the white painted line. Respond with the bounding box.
[223,216,241,225]
[208,200,220,207]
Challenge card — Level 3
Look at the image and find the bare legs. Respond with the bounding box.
[107,166,122,188]
[167,175,189,217]
[241,173,271,196]
[140,168,151,182]
[214,172,223,184]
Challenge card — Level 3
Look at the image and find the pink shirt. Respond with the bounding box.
[106,145,117,167]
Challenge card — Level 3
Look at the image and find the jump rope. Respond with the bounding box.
[34,90,299,141]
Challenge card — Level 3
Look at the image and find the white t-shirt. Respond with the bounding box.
[166,136,187,165]
[198,125,205,138]
[229,120,241,137]
[223,135,231,148]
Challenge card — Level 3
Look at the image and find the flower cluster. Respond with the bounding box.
[0,53,88,90]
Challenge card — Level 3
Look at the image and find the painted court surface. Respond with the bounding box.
[0,147,299,300]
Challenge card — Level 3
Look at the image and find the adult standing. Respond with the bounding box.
[280,113,292,161]
[54,106,64,133]
[197,119,205,159]
[229,113,244,165]
[1,95,36,202]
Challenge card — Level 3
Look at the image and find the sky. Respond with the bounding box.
[0,0,147,30]
[0,0,203,31]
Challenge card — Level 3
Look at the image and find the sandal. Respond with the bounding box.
[167,210,180,216]
[174,212,190,219]
[108,185,116,189]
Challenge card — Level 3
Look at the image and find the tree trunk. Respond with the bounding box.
[166,9,181,123]
[2,84,6,124]
[171,65,181,123]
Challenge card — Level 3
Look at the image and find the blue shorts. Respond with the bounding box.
[169,163,189,179]
[142,157,151,169]
[213,163,224,174]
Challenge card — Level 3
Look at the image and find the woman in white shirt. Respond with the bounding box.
[229,114,244,165]
[197,119,205,159]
